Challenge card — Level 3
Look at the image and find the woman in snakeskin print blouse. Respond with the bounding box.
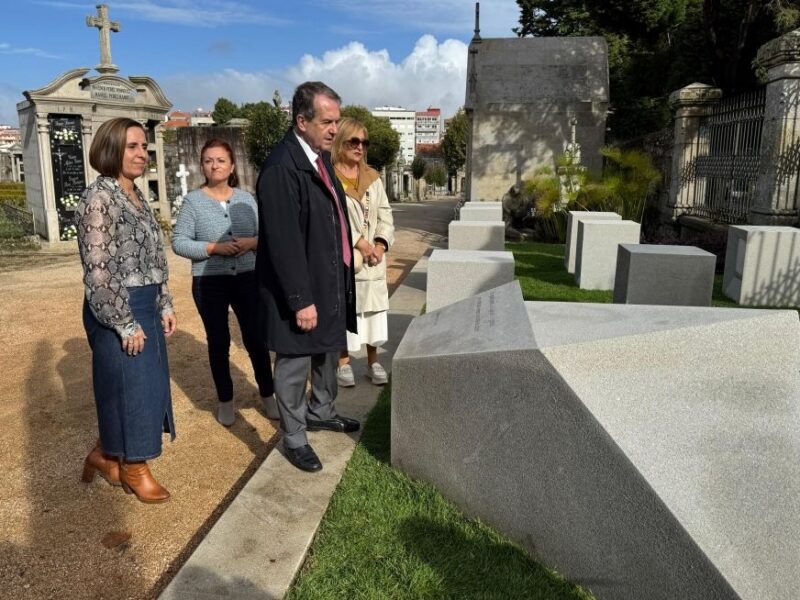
[74,117,177,504]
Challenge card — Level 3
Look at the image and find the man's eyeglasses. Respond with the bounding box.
[347,137,370,148]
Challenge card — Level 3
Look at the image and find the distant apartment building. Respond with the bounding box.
[163,110,191,128]
[0,125,21,144]
[190,109,214,127]
[372,106,416,164]
[415,108,442,145]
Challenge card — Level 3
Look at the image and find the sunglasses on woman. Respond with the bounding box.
[347,137,370,148]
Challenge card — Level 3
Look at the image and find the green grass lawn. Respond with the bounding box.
[287,386,594,600]
[508,241,740,307]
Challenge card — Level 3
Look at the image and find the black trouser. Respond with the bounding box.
[191,271,273,403]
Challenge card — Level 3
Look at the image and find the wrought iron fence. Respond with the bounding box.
[680,89,765,223]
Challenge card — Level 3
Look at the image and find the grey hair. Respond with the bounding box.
[291,81,341,125]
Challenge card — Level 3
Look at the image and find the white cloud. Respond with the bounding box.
[0,42,62,60]
[35,0,288,27]
[163,35,468,117]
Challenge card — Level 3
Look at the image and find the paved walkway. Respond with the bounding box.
[159,200,452,599]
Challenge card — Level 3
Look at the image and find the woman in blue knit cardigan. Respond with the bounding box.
[172,139,275,426]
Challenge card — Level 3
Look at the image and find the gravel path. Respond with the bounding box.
[0,212,443,600]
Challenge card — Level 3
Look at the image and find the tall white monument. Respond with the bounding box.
[17,4,172,242]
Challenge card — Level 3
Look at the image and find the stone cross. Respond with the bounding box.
[86,4,120,74]
[176,164,190,198]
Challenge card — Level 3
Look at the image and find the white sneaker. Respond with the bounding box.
[337,364,355,387]
[368,363,388,385]
[216,401,235,427]
[262,395,280,420]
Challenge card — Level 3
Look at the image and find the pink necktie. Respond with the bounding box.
[316,155,352,267]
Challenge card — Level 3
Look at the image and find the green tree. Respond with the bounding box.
[212,97,240,125]
[340,105,400,171]
[442,109,468,190]
[514,0,800,138]
[244,102,290,167]
[425,163,448,191]
[411,156,427,201]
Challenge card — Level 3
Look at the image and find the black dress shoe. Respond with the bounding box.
[306,414,360,433]
[284,444,322,472]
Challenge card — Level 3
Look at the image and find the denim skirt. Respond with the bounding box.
[83,284,175,461]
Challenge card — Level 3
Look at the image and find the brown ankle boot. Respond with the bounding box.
[81,442,121,486]
[119,461,170,504]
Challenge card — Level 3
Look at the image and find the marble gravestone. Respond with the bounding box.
[459,202,503,222]
[392,281,800,600]
[426,249,514,312]
[614,244,716,306]
[575,219,641,290]
[723,225,800,306]
[448,220,505,251]
[564,210,621,274]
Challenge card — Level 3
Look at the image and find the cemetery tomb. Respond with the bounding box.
[425,249,514,312]
[564,211,621,274]
[575,219,641,290]
[17,4,171,241]
[614,244,716,306]
[448,220,505,251]
[722,225,800,306]
[393,281,800,600]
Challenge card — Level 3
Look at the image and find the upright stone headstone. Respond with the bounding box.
[426,249,514,312]
[722,225,800,306]
[464,31,608,202]
[459,202,503,222]
[393,281,800,600]
[17,4,171,242]
[575,219,641,290]
[564,210,621,274]
[613,244,716,306]
[448,220,505,251]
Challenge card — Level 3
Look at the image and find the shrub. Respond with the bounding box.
[0,182,26,208]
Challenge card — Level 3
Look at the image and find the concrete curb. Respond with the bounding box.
[159,255,430,599]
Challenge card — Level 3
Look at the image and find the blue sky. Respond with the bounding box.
[1,0,521,125]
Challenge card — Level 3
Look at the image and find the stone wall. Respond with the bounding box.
[174,126,259,195]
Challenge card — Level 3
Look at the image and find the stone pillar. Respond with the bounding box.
[35,113,60,242]
[154,126,169,217]
[81,120,94,182]
[751,29,800,225]
[665,83,722,222]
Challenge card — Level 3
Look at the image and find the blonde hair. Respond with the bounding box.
[332,117,368,167]
[89,117,146,177]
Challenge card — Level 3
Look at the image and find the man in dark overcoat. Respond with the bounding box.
[255,81,359,472]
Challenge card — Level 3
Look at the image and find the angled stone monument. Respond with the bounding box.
[575,219,640,290]
[614,244,716,306]
[393,281,800,600]
[723,225,800,306]
[448,220,505,251]
[564,210,621,274]
[426,249,514,312]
